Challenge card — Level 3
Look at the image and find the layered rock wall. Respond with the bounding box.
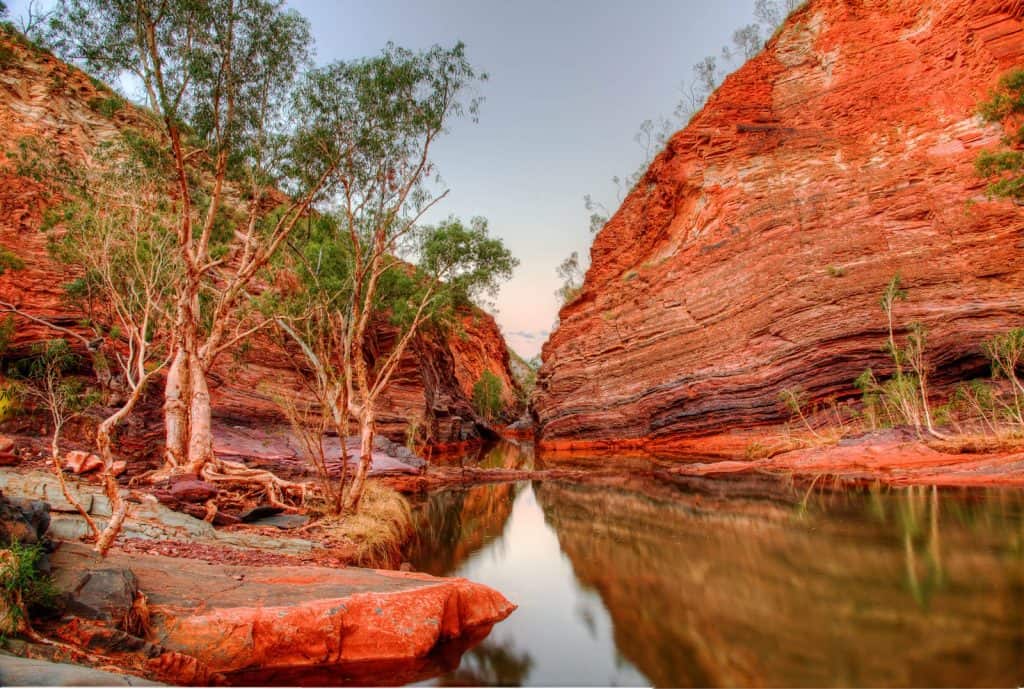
[536,0,1024,447]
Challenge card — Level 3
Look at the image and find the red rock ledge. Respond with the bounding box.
[50,543,515,675]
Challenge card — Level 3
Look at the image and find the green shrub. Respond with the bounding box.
[982,328,1024,426]
[0,42,14,69]
[87,95,124,119]
[1,541,58,637]
[472,370,504,422]
[0,246,24,275]
[976,69,1024,202]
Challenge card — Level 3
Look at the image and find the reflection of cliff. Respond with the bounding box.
[535,482,1024,688]
[476,441,535,470]
[406,482,520,576]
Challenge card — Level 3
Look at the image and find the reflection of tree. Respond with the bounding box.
[894,485,944,608]
[436,639,535,687]
[406,482,520,575]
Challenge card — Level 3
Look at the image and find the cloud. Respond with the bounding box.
[503,329,550,358]
[507,329,549,341]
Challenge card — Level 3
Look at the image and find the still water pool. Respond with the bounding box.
[405,442,1024,687]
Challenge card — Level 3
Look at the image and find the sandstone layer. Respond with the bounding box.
[0,29,519,446]
[535,0,1024,447]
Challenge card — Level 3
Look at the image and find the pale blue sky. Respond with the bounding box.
[8,0,757,357]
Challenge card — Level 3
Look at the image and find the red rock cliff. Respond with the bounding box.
[535,0,1024,447]
[0,30,519,445]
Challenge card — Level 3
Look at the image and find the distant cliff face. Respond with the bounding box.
[535,0,1024,448]
[0,30,519,445]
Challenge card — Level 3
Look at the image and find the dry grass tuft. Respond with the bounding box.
[312,481,413,568]
[745,426,845,460]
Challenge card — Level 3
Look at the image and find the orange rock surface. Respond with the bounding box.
[0,31,518,445]
[51,542,515,675]
[535,0,1024,447]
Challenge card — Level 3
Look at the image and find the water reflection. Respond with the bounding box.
[409,444,1024,687]
[409,481,649,686]
[405,482,520,575]
[533,480,1024,687]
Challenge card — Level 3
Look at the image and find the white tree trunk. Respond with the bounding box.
[163,348,188,466]
[185,351,214,474]
[345,410,374,512]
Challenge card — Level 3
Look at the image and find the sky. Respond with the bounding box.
[8,0,757,357]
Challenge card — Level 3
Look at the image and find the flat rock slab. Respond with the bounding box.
[244,513,309,529]
[0,469,316,554]
[51,543,515,674]
[213,422,424,476]
[0,652,162,686]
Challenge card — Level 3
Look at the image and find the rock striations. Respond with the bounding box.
[535,0,1024,449]
[0,30,519,445]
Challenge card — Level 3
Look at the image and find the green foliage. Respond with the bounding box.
[6,340,98,413]
[0,245,24,275]
[417,216,517,313]
[47,0,314,161]
[472,370,504,422]
[8,338,76,380]
[0,42,14,69]
[779,386,808,415]
[508,349,538,406]
[87,94,123,118]
[0,314,14,357]
[984,328,1024,379]
[555,251,583,305]
[975,69,1024,202]
[982,328,1024,426]
[826,264,845,278]
[852,277,938,434]
[1,541,58,637]
[120,129,171,174]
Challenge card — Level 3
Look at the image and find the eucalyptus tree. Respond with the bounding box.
[46,1,353,481]
[273,44,515,511]
[9,135,182,553]
[54,145,182,553]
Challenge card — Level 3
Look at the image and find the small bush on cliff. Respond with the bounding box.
[779,386,821,438]
[472,370,504,423]
[854,276,943,438]
[87,95,123,118]
[983,328,1024,426]
[0,541,58,639]
[555,251,584,305]
[976,69,1024,202]
[0,246,24,275]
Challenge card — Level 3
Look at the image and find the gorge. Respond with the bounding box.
[0,0,1023,686]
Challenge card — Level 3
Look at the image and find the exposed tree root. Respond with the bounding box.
[140,457,311,512]
[198,459,308,510]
